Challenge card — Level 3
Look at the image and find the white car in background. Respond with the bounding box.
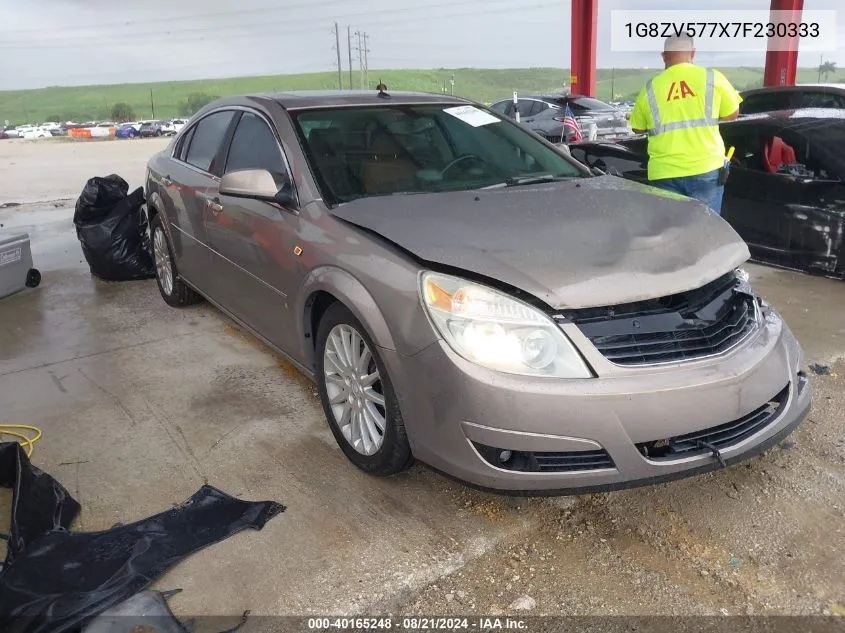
[16,125,52,139]
[161,119,186,136]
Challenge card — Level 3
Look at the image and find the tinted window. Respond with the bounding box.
[528,101,547,116]
[516,100,535,117]
[490,101,510,114]
[739,91,793,114]
[798,91,845,109]
[225,112,286,175]
[292,104,584,204]
[184,111,235,173]
[177,126,196,161]
[570,97,616,111]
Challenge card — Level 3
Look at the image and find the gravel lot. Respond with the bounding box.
[1,138,843,624]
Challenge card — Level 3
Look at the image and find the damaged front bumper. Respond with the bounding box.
[386,304,811,495]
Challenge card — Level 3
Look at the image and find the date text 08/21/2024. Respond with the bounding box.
[307,617,528,630]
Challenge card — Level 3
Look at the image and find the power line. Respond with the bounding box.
[0,0,543,48]
[0,0,360,34]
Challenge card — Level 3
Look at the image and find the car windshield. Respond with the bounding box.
[291,103,586,204]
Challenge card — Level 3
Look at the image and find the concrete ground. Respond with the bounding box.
[1,139,843,619]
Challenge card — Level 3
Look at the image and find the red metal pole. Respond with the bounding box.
[763,0,804,86]
[569,0,598,96]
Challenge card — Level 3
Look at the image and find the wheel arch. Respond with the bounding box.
[297,266,398,372]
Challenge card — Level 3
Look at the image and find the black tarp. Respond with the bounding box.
[73,174,156,281]
[0,442,285,633]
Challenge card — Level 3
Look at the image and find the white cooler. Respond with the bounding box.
[0,232,41,299]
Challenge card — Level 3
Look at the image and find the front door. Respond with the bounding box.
[159,110,237,293]
[205,110,300,354]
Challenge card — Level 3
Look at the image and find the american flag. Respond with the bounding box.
[562,104,583,142]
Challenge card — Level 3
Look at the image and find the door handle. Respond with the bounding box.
[206,199,223,215]
[161,175,172,186]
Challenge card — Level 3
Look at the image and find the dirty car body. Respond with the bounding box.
[144,90,810,494]
[569,109,845,281]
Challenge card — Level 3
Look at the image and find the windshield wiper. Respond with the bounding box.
[503,174,574,187]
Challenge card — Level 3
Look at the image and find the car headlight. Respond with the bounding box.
[420,272,592,378]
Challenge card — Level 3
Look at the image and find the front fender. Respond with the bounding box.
[296,266,398,365]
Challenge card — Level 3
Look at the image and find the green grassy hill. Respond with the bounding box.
[2,67,842,125]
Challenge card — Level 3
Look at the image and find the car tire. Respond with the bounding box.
[150,213,202,308]
[25,268,41,288]
[315,303,413,476]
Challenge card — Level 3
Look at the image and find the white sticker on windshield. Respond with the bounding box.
[444,105,500,127]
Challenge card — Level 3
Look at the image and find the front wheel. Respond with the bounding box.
[150,213,202,307]
[315,303,413,475]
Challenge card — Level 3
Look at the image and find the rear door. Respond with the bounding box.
[205,109,300,353]
[156,109,236,292]
[720,123,803,263]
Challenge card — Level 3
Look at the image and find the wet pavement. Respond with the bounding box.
[0,140,843,619]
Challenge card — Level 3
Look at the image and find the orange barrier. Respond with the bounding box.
[69,128,92,138]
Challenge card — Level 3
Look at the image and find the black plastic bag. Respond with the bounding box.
[0,442,285,633]
[74,175,156,281]
[73,174,129,224]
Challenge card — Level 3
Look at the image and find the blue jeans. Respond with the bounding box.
[649,168,724,215]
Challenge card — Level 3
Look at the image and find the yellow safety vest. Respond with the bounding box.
[631,63,740,181]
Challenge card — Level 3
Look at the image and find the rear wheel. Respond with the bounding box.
[315,303,413,475]
[150,213,202,307]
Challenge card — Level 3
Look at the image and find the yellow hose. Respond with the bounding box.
[0,424,43,458]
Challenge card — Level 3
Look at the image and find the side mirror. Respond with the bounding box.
[219,168,298,210]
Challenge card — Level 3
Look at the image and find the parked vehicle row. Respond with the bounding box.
[144,89,810,494]
[490,94,633,143]
[1,118,188,140]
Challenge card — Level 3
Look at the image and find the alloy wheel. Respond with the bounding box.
[322,324,387,455]
[153,227,174,296]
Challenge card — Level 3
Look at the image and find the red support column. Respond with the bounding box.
[570,0,598,96]
[763,0,804,86]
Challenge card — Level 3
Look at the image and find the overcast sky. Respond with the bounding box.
[0,0,841,90]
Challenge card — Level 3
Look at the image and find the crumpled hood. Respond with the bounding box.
[331,176,750,309]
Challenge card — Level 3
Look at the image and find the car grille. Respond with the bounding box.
[635,384,789,461]
[472,443,614,473]
[558,272,760,367]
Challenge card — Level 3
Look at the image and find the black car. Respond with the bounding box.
[139,121,164,137]
[490,94,631,142]
[568,109,845,280]
[740,84,845,115]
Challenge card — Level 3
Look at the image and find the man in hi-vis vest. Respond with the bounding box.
[630,34,742,215]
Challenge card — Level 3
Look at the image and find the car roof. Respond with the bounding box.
[731,108,845,129]
[741,83,845,95]
[257,90,472,109]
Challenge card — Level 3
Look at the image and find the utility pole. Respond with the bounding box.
[347,27,353,90]
[818,53,823,82]
[363,33,370,89]
[450,73,455,96]
[354,31,365,89]
[150,89,155,118]
[610,67,615,101]
[333,22,343,90]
